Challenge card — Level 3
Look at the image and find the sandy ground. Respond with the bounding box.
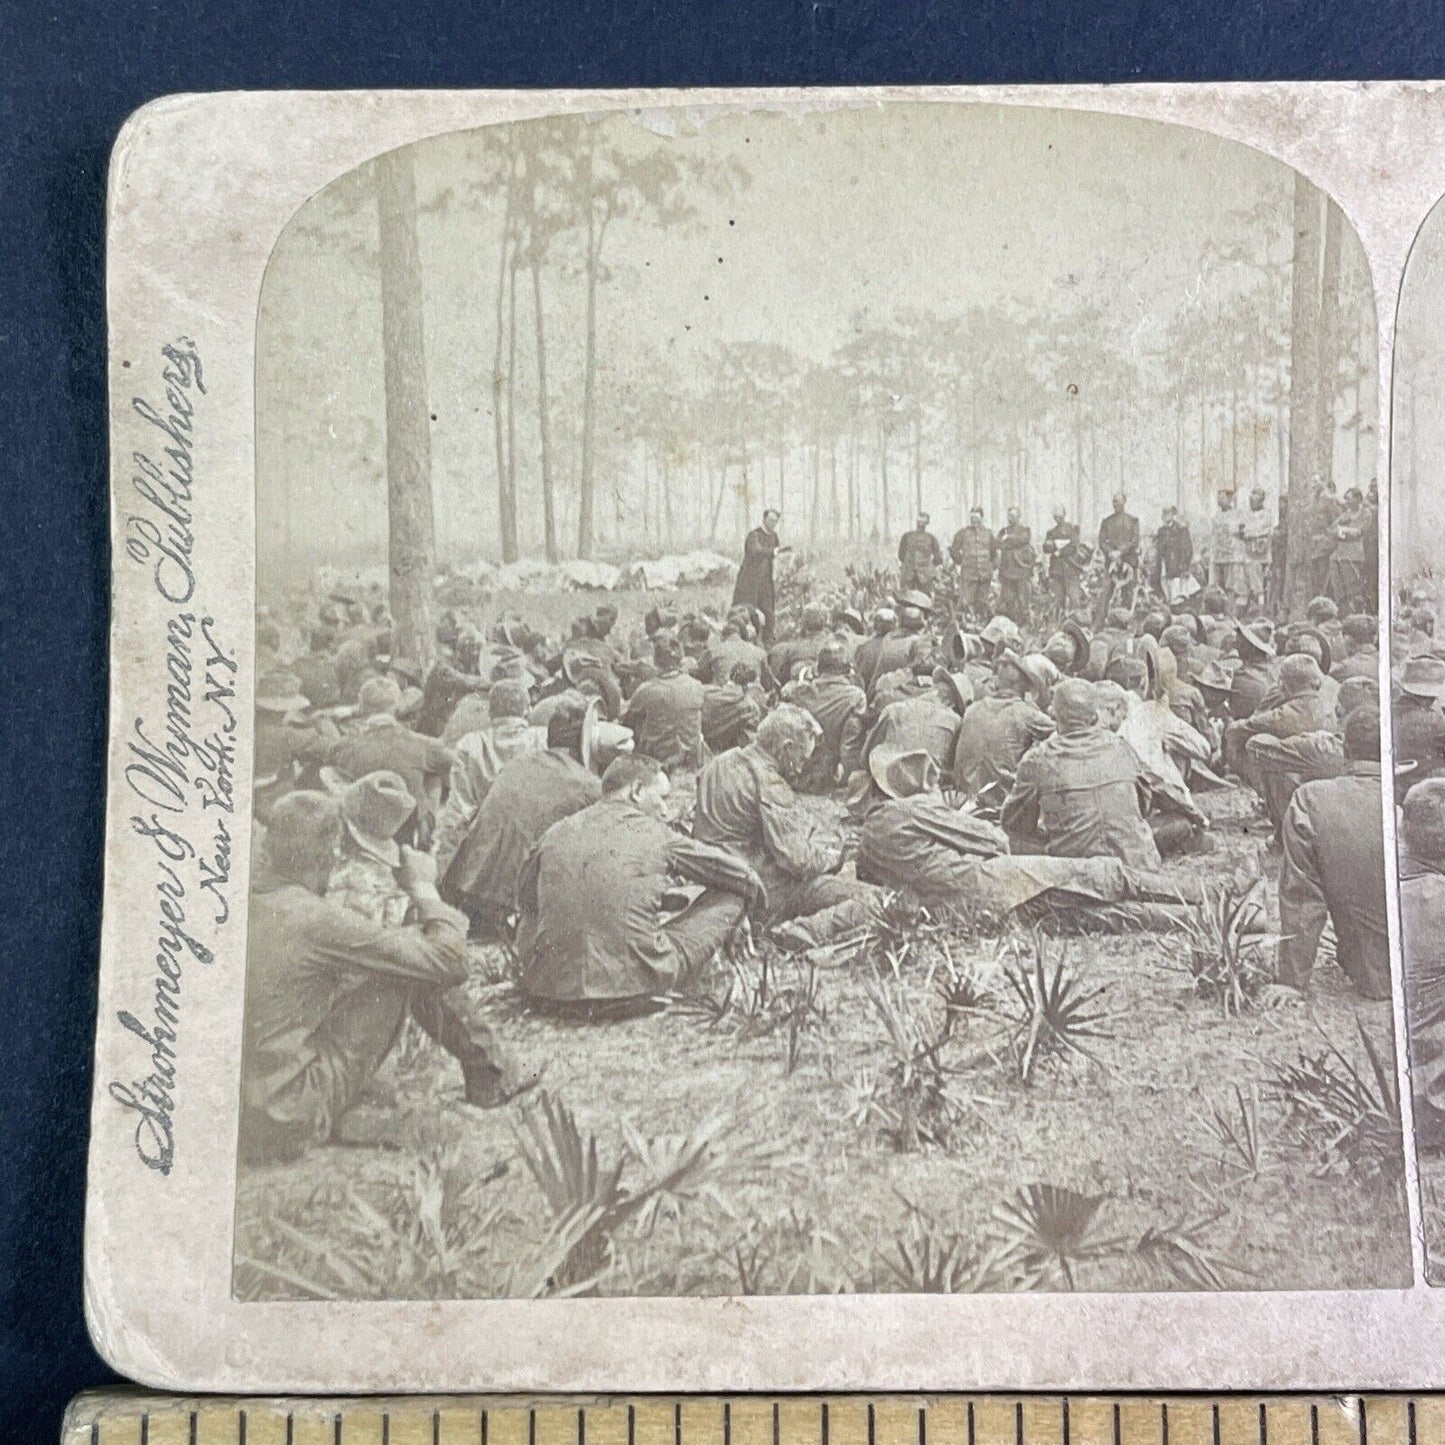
[233,783,1413,1300]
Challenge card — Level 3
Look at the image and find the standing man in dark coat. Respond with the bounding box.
[1043,506,1086,612]
[1153,505,1195,604]
[1098,493,1141,573]
[949,507,996,618]
[731,509,784,642]
[898,511,944,594]
[995,508,1036,623]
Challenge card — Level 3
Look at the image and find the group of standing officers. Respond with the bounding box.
[880,482,1378,632]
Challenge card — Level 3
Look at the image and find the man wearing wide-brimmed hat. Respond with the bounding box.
[240,791,534,1163]
[951,652,1055,802]
[1043,505,1088,612]
[860,657,966,779]
[1227,618,1279,721]
[323,770,419,927]
[254,669,335,823]
[1394,655,1445,783]
[859,745,1205,929]
[329,676,456,847]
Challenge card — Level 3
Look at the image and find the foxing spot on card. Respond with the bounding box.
[85,84,1445,1393]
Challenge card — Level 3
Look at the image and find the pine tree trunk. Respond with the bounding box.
[491,148,519,563]
[375,147,435,669]
[1285,175,1325,615]
[576,135,601,560]
[528,251,560,563]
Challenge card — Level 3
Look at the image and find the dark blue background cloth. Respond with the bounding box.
[4,0,1445,1440]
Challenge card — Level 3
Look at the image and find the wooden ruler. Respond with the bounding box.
[59,1395,1441,1445]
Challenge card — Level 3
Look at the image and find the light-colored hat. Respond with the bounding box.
[868,746,939,801]
[980,615,1022,650]
[931,666,975,714]
[1400,656,1445,700]
[256,670,311,715]
[582,698,634,775]
[357,675,404,717]
[896,589,934,613]
[330,769,416,867]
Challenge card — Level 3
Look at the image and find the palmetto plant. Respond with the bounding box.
[234,1134,508,1301]
[1177,878,1272,1016]
[989,1182,1127,1290]
[512,1091,738,1294]
[1000,929,1115,1085]
[1265,1019,1402,1174]
[881,1202,1018,1293]
[856,970,970,1151]
[1197,1083,1265,1179]
[1135,1204,1240,1291]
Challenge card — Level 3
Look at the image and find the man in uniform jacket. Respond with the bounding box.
[767,602,833,685]
[702,662,768,755]
[517,755,763,1016]
[1276,706,1390,1000]
[622,634,706,771]
[1394,657,1445,783]
[440,699,602,933]
[995,508,1036,623]
[860,746,1203,929]
[240,792,528,1163]
[694,704,881,951]
[1002,679,1161,868]
[1225,652,1327,800]
[329,676,456,847]
[898,511,944,594]
[731,509,783,641]
[1153,506,1195,604]
[1098,493,1141,572]
[861,668,968,778]
[1227,621,1280,722]
[951,654,1055,800]
[949,507,996,618]
[781,641,869,790]
[1042,507,1086,612]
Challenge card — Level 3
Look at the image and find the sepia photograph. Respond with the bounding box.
[230,100,1411,1303]
[1391,191,1445,1284]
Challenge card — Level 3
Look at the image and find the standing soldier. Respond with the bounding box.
[995,507,1036,623]
[1328,486,1369,610]
[1043,506,1087,613]
[949,506,996,619]
[1098,493,1141,573]
[897,511,944,594]
[1241,487,1274,608]
[1153,505,1195,605]
[1309,480,1341,600]
[1207,489,1246,605]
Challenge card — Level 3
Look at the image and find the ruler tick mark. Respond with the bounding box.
[1062,1398,1070,1445]
[967,1401,975,1445]
[579,1407,587,1445]
[1311,1405,1319,1445]
[867,1404,875,1445]
[1111,1403,1120,1445]
[1258,1402,1267,1445]
[240,1410,248,1445]
[1015,1401,1023,1445]
[434,1410,441,1445]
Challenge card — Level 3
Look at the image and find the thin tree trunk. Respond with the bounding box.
[1317,198,1343,496]
[506,256,519,557]
[528,249,560,563]
[375,147,435,668]
[576,134,604,560]
[491,148,519,563]
[1285,175,1325,615]
[879,423,891,543]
